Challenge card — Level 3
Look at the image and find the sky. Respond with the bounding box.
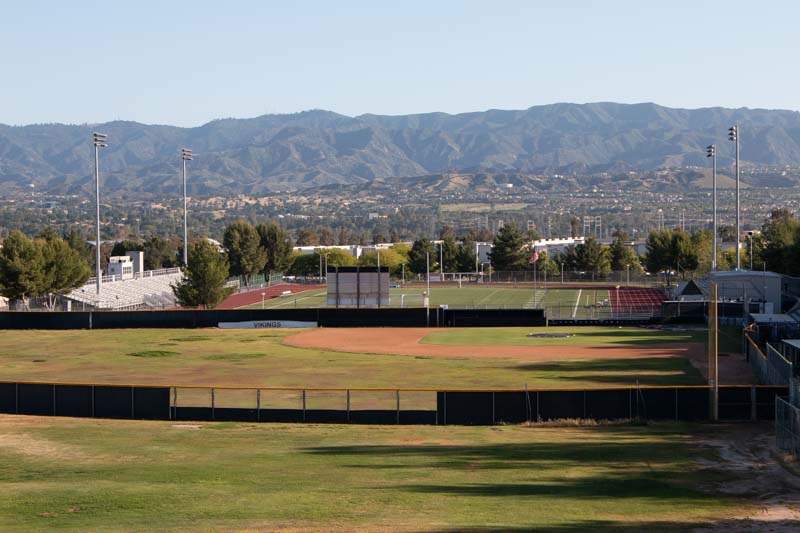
[2,1,798,127]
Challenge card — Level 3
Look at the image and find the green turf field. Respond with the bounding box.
[243,286,615,318]
[0,328,705,391]
[423,325,706,347]
[0,415,753,532]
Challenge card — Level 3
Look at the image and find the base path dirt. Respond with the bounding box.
[283,328,755,384]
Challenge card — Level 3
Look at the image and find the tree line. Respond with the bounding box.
[3,208,800,309]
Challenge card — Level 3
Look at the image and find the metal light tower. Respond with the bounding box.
[706,144,717,271]
[728,125,740,270]
[92,132,108,294]
[181,148,193,266]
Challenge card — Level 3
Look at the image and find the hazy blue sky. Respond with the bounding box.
[2,1,798,126]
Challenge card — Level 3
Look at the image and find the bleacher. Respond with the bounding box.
[610,287,666,318]
[67,268,183,310]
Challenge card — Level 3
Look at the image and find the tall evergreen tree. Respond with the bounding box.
[456,235,478,272]
[489,223,527,271]
[173,240,232,309]
[40,238,91,310]
[223,220,267,284]
[609,232,642,273]
[257,222,294,275]
[408,238,435,274]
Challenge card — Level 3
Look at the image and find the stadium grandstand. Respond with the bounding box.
[66,268,183,310]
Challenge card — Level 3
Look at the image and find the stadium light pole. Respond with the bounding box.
[181,148,193,266]
[728,125,740,270]
[92,132,108,295]
[706,144,718,271]
[426,252,430,297]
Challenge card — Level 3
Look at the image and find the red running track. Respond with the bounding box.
[216,284,326,309]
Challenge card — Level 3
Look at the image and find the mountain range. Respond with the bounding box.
[2,102,800,197]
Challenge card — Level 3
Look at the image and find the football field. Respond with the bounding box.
[241,285,616,319]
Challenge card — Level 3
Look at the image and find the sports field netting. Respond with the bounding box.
[239,285,662,319]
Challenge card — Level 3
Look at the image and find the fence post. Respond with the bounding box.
[751,385,757,421]
[396,390,400,425]
[172,387,177,420]
[346,389,350,423]
[211,388,215,420]
[675,388,678,421]
[302,390,306,422]
[257,389,261,423]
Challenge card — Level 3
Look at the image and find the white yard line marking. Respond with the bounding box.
[572,289,582,318]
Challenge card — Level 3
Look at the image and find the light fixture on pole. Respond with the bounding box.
[728,125,740,270]
[181,148,193,266]
[92,132,108,295]
[706,144,717,271]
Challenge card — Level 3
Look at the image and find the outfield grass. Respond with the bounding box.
[0,328,705,390]
[423,326,706,347]
[0,415,747,532]
[243,286,614,318]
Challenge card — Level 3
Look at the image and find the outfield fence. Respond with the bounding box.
[0,380,787,426]
[776,396,800,458]
[745,334,793,386]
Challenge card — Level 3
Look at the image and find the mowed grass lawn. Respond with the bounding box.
[0,328,705,390]
[0,415,749,532]
[423,326,705,347]
[241,286,614,318]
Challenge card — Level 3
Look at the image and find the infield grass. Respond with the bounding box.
[0,328,704,390]
[0,415,746,532]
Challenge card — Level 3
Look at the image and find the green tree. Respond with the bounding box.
[144,236,178,270]
[64,229,93,265]
[456,235,478,272]
[287,249,356,277]
[408,238,436,274]
[358,248,405,276]
[316,227,336,246]
[439,236,459,273]
[0,231,45,306]
[110,239,144,257]
[489,223,527,271]
[574,238,611,279]
[609,233,643,273]
[744,232,767,271]
[40,237,91,310]
[645,229,698,281]
[172,240,232,309]
[223,220,267,284]
[570,217,581,238]
[296,228,319,246]
[257,222,294,275]
[530,249,561,278]
[761,209,800,274]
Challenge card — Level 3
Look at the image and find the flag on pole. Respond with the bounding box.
[529,250,539,264]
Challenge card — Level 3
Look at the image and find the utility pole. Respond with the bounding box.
[181,148,193,266]
[729,125,740,270]
[706,144,717,271]
[92,132,108,295]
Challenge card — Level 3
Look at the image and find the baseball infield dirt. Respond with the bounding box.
[283,328,755,384]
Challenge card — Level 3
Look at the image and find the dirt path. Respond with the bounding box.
[692,424,800,532]
[284,328,755,383]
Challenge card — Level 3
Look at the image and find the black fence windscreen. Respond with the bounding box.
[0,382,788,426]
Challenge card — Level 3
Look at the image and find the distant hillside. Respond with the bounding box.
[2,102,800,197]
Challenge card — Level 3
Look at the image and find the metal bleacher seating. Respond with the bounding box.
[67,268,183,310]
